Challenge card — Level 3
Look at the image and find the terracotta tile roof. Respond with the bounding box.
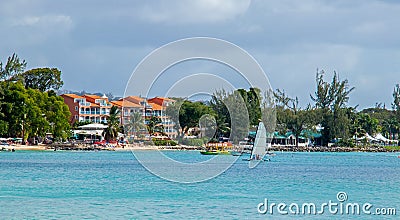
[89,103,100,107]
[149,103,163,111]
[147,97,175,106]
[61,94,84,99]
[111,100,143,108]
[121,96,145,104]
[84,94,102,99]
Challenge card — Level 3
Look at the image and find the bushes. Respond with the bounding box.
[152,139,177,146]
[337,138,355,148]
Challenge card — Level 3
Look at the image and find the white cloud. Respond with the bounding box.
[11,15,73,30]
[137,0,251,24]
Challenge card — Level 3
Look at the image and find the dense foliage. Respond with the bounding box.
[152,139,177,146]
[0,54,70,142]
[103,106,120,141]
[166,72,400,146]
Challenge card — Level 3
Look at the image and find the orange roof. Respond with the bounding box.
[149,103,163,111]
[61,94,84,99]
[84,94,102,99]
[121,96,145,104]
[88,103,99,107]
[147,97,175,106]
[111,100,143,108]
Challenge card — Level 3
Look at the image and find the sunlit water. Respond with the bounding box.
[0,150,399,219]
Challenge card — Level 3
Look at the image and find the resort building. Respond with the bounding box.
[121,96,153,119]
[110,99,143,125]
[61,93,178,138]
[61,94,112,124]
[147,97,177,138]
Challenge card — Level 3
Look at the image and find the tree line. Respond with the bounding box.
[2,53,400,147]
[0,54,70,143]
[167,70,400,147]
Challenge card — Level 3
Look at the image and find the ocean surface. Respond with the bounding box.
[0,150,399,219]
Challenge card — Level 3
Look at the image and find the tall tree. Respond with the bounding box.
[103,106,120,141]
[209,89,231,139]
[0,81,70,141]
[274,89,316,147]
[20,68,63,91]
[146,116,164,136]
[209,89,249,143]
[237,87,262,127]
[0,53,27,81]
[125,111,146,138]
[393,84,400,120]
[310,70,354,145]
[178,100,214,136]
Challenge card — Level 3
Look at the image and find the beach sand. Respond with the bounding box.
[1,144,199,151]
[1,144,47,151]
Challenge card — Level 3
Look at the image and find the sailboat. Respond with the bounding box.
[243,121,271,162]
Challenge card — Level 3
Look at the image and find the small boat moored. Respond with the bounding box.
[200,150,230,155]
[200,141,233,155]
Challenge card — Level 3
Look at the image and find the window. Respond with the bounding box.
[75,106,78,111]
[75,115,78,119]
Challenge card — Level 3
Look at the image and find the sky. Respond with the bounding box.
[1,0,400,109]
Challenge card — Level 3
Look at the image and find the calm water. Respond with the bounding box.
[0,151,399,219]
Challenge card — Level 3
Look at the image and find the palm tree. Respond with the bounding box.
[103,106,120,141]
[125,111,146,139]
[146,116,164,136]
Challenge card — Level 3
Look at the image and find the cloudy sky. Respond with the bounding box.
[1,0,400,109]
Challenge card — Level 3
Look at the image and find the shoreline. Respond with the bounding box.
[1,144,399,153]
[268,145,400,153]
[1,144,202,152]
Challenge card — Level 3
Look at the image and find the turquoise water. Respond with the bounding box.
[0,151,399,219]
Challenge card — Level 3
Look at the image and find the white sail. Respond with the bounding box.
[249,122,268,167]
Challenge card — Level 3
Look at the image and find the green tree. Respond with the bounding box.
[44,94,71,140]
[20,68,63,91]
[178,100,214,136]
[274,89,316,147]
[0,53,27,81]
[0,81,70,142]
[355,113,379,136]
[237,87,262,127]
[393,84,400,123]
[125,111,146,138]
[310,70,354,145]
[223,90,249,144]
[208,89,254,143]
[146,116,164,136]
[103,106,120,141]
[393,84,400,113]
[209,89,231,139]
[382,117,398,140]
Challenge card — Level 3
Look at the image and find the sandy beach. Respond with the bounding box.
[2,143,398,152]
[1,144,47,151]
[1,144,200,152]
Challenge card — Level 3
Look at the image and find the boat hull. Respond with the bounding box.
[200,150,230,155]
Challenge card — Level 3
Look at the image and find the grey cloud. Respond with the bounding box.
[0,0,399,109]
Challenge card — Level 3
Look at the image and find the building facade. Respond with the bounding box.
[147,97,177,138]
[61,94,178,138]
[61,94,112,124]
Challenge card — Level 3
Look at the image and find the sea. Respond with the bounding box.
[0,150,399,219]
